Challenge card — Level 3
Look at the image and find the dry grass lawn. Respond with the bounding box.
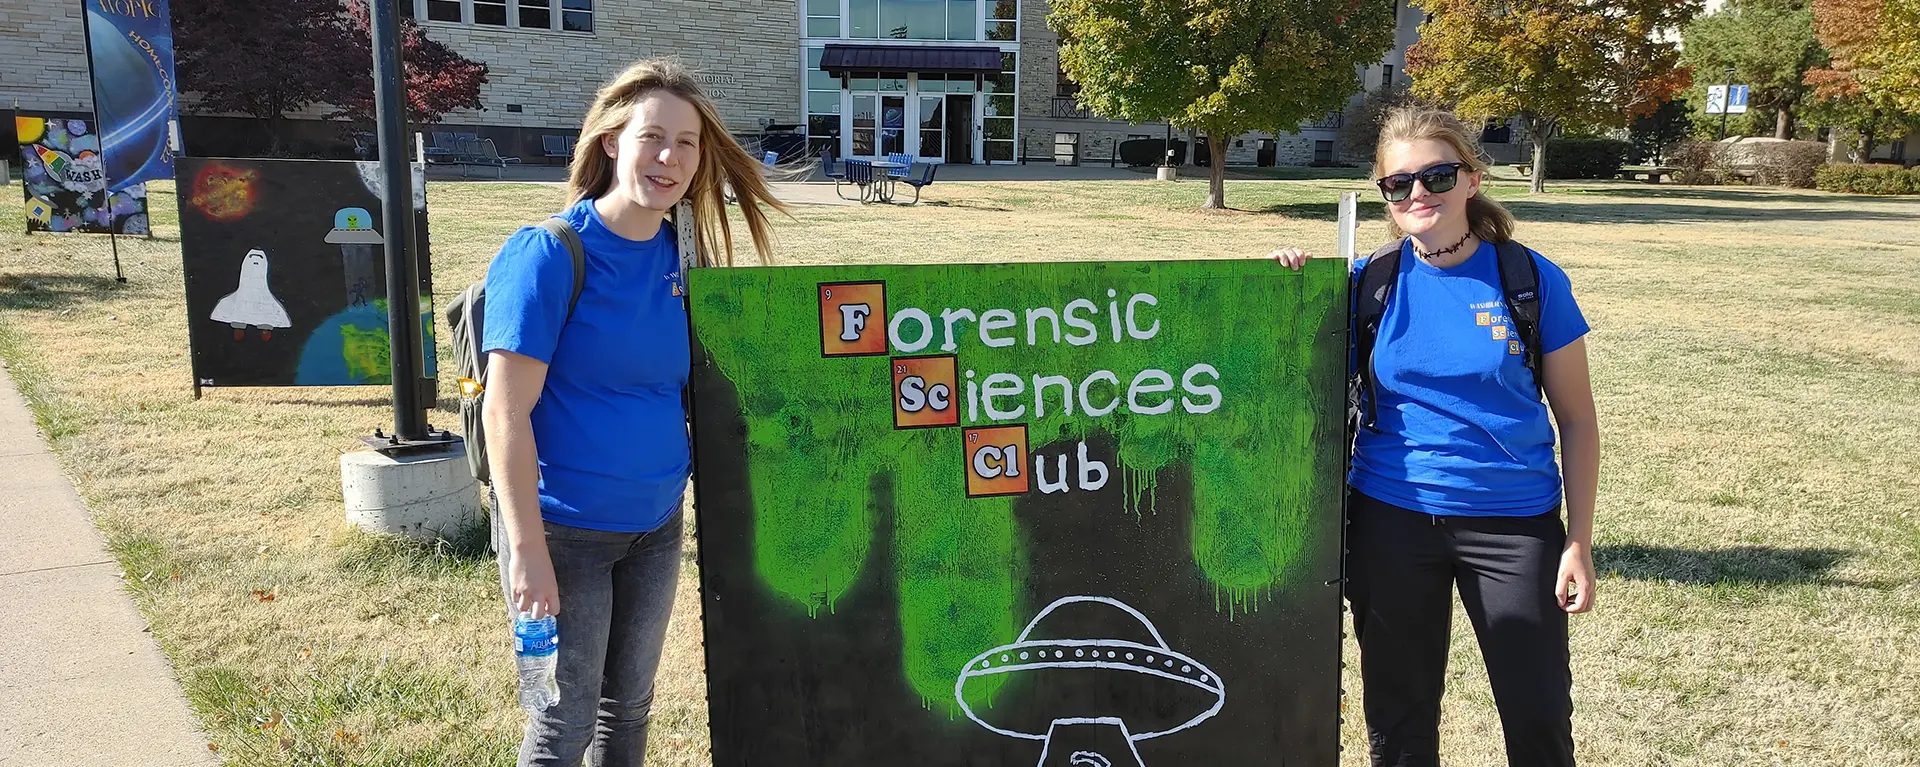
[0,171,1916,766]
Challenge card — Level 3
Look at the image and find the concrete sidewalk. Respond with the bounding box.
[0,363,218,766]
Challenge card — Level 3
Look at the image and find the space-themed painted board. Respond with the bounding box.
[177,157,435,388]
[16,114,150,235]
[687,261,1349,766]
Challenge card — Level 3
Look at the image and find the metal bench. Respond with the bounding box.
[445,137,521,178]
[542,134,576,165]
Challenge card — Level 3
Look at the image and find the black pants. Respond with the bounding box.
[1346,489,1575,767]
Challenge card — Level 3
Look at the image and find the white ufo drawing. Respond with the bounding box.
[324,207,384,244]
[211,248,292,340]
[956,596,1226,767]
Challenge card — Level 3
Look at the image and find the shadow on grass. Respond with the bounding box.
[0,272,127,312]
[1595,545,1882,588]
[1251,200,1390,220]
[333,515,494,581]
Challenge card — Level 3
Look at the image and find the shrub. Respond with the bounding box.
[1669,140,1730,185]
[1748,141,1831,188]
[1544,138,1632,179]
[1813,163,1920,195]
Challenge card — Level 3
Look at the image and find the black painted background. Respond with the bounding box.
[689,347,1347,767]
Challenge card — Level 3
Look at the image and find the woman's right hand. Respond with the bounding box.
[509,543,561,619]
[1267,246,1313,271]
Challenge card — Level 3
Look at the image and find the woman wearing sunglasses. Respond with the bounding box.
[1271,106,1599,767]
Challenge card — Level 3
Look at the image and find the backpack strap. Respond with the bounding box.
[1493,239,1544,397]
[538,217,588,319]
[1351,239,1405,434]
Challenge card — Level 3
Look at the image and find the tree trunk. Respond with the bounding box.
[1775,108,1793,140]
[1858,129,1876,163]
[1205,130,1228,210]
[1527,115,1551,194]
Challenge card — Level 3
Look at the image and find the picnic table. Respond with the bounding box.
[867,160,908,203]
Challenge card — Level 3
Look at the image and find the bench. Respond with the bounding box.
[444,137,521,178]
[1615,165,1676,183]
[542,134,576,165]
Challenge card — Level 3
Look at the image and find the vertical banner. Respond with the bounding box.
[17,114,149,235]
[688,260,1350,766]
[83,0,179,190]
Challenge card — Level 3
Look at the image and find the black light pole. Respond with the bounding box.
[369,0,427,442]
[1718,67,1735,141]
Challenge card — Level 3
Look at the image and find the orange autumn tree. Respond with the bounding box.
[1407,0,1700,193]
[1806,0,1920,156]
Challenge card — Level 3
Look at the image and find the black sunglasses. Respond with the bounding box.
[1375,162,1468,202]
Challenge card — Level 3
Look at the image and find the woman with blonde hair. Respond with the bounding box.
[1272,107,1599,766]
[480,58,785,765]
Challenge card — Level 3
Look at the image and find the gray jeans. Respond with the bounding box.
[493,507,684,766]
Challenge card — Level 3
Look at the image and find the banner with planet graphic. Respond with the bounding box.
[83,0,179,191]
[16,114,150,235]
[687,261,1349,766]
[177,157,435,389]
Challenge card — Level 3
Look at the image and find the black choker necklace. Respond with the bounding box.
[1414,232,1474,261]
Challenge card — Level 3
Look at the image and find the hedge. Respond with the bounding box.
[1814,163,1920,195]
[1544,138,1632,179]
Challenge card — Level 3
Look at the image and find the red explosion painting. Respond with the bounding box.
[188,163,259,222]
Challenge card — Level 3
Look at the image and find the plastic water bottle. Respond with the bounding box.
[513,612,560,711]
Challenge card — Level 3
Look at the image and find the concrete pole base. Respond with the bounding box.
[340,445,482,541]
[1155,165,1178,181]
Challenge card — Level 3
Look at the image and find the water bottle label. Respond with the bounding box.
[515,620,559,657]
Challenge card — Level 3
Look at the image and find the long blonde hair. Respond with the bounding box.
[569,59,786,265]
[1376,107,1515,244]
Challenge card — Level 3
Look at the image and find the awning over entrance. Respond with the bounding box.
[819,44,1004,76]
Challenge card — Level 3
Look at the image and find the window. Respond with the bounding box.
[427,0,461,22]
[849,0,984,40]
[400,1,415,19]
[1314,140,1334,164]
[520,0,553,29]
[807,0,840,37]
[1381,64,1394,90]
[987,0,1016,41]
[1056,58,1079,97]
[805,47,841,156]
[474,0,507,26]
[562,0,592,32]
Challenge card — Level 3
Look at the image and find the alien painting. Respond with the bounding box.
[686,262,1350,766]
[178,157,435,389]
[15,114,149,236]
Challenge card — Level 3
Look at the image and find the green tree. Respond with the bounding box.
[1679,0,1827,139]
[1051,0,1397,209]
[1630,98,1695,164]
[1407,0,1702,193]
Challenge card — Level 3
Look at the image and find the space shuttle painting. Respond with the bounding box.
[211,249,292,341]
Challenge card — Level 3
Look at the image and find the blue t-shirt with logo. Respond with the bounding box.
[481,200,690,533]
[1349,239,1589,517]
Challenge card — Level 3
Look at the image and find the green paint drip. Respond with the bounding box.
[692,261,1343,713]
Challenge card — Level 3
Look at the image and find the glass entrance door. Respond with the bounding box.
[916,95,945,163]
[880,94,906,157]
[851,94,876,158]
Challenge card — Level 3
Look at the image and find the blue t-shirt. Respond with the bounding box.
[1349,239,1590,517]
[481,200,690,532]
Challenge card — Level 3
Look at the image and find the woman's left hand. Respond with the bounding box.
[1557,541,1597,614]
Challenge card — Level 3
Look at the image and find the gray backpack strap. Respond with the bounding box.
[538,217,587,318]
